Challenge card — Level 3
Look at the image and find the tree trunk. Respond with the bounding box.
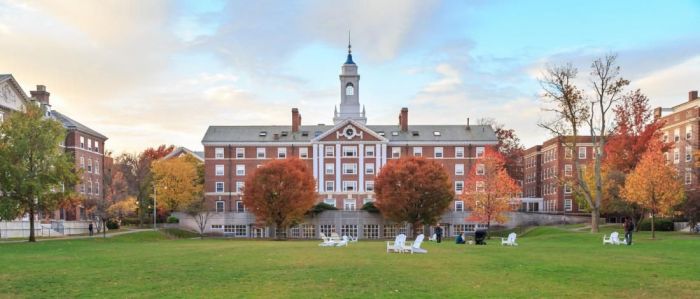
[651,212,656,239]
[590,207,600,233]
[28,204,36,242]
[411,221,421,237]
[103,219,107,238]
[275,224,286,240]
[486,220,491,239]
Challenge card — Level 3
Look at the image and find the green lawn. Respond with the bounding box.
[1,227,699,298]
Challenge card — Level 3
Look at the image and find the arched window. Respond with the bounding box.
[345,83,354,96]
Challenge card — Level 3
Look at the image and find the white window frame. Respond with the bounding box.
[236,148,245,159]
[325,181,334,192]
[476,164,485,175]
[80,136,85,149]
[564,183,572,194]
[216,201,225,213]
[215,165,225,176]
[95,161,100,174]
[94,182,100,195]
[686,146,692,162]
[674,148,680,164]
[455,164,464,176]
[325,146,335,157]
[236,200,245,212]
[413,147,422,157]
[685,171,692,185]
[391,147,400,158]
[236,165,245,176]
[564,164,572,177]
[365,163,375,175]
[564,199,572,211]
[476,147,485,158]
[476,181,485,192]
[87,159,93,173]
[434,147,443,158]
[236,181,244,193]
[342,163,357,175]
[674,128,680,142]
[257,147,266,159]
[455,181,464,193]
[343,199,357,211]
[325,163,334,175]
[565,148,572,159]
[324,198,336,208]
[578,147,586,159]
[687,125,693,140]
[215,147,224,159]
[365,146,375,157]
[277,147,287,158]
[80,156,85,169]
[456,147,464,158]
[215,182,224,193]
[88,139,92,151]
[455,201,464,212]
[365,181,374,192]
[299,147,308,159]
[342,146,357,157]
[342,181,357,192]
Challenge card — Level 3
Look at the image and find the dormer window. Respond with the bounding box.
[259,131,267,137]
[391,131,399,136]
[301,131,309,137]
[433,131,441,136]
[281,131,288,137]
[345,83,354,96]
[412,131,419,136]
[378,131,385,136]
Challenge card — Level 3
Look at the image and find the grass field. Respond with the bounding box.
[1,226,699,298]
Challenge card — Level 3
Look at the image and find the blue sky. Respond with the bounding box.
[1,0,699,153]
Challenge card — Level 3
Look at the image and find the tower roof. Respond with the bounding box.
[344,31,355,65]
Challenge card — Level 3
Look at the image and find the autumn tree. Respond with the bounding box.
[243,158,317,240]
[374,157,454,236]
[0,104,79,242]
[622,140,684,239]
[539,54,629,233]
[477,118,525,182]
[107,197,138,222]
[463,148,521,231]
[151,156,203,213]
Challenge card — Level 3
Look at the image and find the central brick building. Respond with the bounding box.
[199,46,499,238]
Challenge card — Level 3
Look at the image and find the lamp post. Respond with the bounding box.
[153,184,157,231]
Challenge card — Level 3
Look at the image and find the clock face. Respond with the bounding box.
[345,128,354,136]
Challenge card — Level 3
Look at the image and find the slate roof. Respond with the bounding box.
[202,123,497,144]
[163,147,205,162]
[51,110,108,140]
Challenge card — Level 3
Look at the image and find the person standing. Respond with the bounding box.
[88,223,94,236]
[434,225,443,243]
[624,218,634,245]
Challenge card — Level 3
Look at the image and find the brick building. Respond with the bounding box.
[523,136,593,213]
[654,90,700,191]
[198,45,499,238]
[0,75,108,220]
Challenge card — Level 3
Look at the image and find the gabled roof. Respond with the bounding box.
[51,110,107,140]
[311,119,388,142]
[202,123,497,144]
[163,147,204,162]
[0,74,32,110]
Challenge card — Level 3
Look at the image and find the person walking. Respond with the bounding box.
[434,225,443,243]
[624,218,634,245]
[88,223,94,236]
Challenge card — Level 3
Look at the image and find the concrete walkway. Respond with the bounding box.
[0,228,153,244]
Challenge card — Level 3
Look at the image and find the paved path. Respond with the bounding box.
[0,228,153,244]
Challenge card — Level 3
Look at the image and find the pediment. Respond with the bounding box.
[0,76,31,112]
[313,119,387,142]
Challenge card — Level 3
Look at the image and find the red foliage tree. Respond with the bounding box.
[462,148,521,231]
[374,157,454,236]
[605,89,666,173]
[243,158,317,240]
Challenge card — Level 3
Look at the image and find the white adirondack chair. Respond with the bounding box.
[330,232,341,243]
[349,235,358,243]
[318,232,335,247]
[428,234,437,242]
[612,232,626,245]
[407,234,427,254]
[336,235,349,247]
[603,232,623,245]
[501,232,518,246]
[387,234,406,253]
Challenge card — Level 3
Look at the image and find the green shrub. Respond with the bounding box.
[166,216,179,224]
[360,202,380,213]
[161,228,199,239]
[120,217,140,226]
[638,218,674,231]
[308,202,338,215]
[106,219,120,230]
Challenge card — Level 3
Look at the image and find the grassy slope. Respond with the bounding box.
[1,227,699,298]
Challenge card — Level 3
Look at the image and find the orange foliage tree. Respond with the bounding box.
[243,158,316,240]
[622,140,684,238]
[374,157,454,236]
[463,148,521,231]
[151,156,203,213]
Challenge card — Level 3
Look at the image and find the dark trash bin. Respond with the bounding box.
[474,230,487,245]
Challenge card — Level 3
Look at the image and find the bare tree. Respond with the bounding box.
[185,199,211,238]
[538,55,628,232]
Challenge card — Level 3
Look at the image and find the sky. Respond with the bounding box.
[1,0,699,154]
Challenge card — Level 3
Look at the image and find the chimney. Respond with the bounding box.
[399,107,408,132]
[690,90,699,102]
[653,107,662,120]
[291,108,302,132]
[467,117,470,130]
[30,85,50,105]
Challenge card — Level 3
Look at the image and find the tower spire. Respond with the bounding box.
[348,30,352,54]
